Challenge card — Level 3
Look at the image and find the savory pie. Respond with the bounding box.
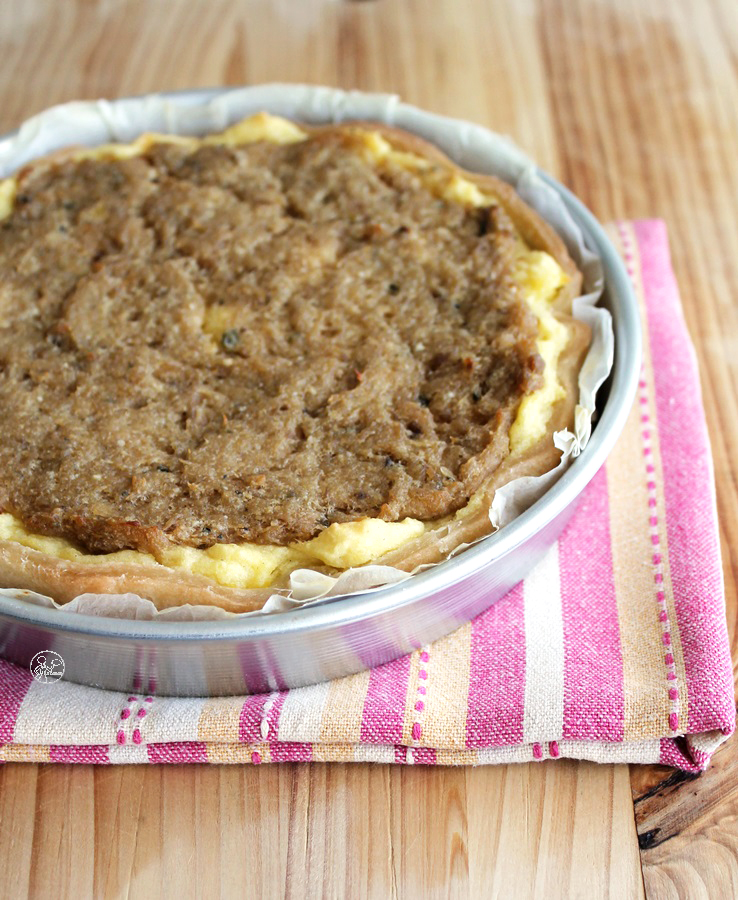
[0,114,590,612]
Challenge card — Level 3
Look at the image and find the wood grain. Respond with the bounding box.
[0,0,736,896]
[631,735,738,896]
[0,761,643,899]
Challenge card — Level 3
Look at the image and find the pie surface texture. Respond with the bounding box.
[0,115,590,612]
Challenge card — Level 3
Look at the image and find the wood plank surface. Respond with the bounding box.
[0,0,736,897]
[0,761,643,899]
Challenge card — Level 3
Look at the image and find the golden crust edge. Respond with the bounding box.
[0,542,274,613]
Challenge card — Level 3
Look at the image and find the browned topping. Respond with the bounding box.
[0,130,543,554]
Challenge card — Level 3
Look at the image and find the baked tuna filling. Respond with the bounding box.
[0,116,572,587]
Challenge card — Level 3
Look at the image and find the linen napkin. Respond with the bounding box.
[0,220,733,771]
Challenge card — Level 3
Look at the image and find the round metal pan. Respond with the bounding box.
[0,91,641,696]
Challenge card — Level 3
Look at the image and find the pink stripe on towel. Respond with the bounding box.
[559,467,625,742]
[360,653,412,745]
[466,582,526,747]
[636,220,734,736]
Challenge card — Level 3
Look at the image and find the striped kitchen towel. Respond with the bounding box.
[0,220,733,771]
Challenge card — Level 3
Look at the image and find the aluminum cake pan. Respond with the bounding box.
[0,90,641,695]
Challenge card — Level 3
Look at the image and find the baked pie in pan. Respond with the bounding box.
[0,114,590,611]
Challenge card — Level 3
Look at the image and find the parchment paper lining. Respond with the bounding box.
[0,85,613,621]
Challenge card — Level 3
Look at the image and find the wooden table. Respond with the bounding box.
[0,1,736,896]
